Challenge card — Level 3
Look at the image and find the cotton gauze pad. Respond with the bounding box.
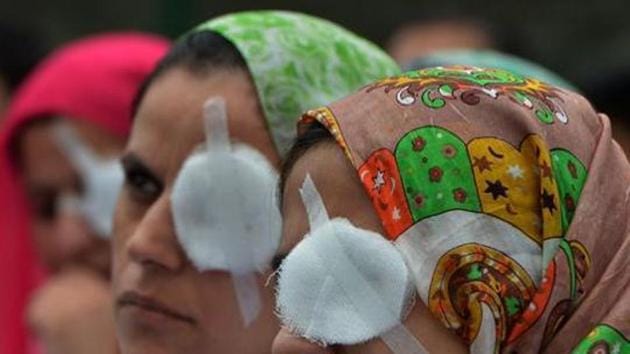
[53,123,124,239]
[276,175,423,352]
[172,144,280,272]
[171,97,282,326]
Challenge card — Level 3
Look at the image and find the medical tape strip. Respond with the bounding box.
[202,97,262,327]
[299,175,428,354]
[53,123,97,177]
[381,324,429,354]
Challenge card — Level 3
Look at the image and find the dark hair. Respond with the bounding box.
[131,30,248,117]
[278,121,335,204]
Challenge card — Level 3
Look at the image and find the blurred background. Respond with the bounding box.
[2,0,630,88]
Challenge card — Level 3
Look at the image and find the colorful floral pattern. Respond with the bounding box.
[357,149,413,239]
[302,112,591,353]
[468,135,563,245]
[296,67,624,353]
[395,126,481,223]
[429,243,536,353]
[367,66,567,125]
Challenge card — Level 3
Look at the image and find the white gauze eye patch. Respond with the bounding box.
[171,97,282,326]
[53,123,124,239]
[276,175,428,353]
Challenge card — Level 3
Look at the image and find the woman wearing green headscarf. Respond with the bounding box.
[111,11,399,354]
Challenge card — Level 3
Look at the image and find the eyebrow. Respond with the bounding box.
[271,253,287,271]
[120,152,164,189]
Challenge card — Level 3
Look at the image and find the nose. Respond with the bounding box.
[272,328,334,354]
[126,195,185,271]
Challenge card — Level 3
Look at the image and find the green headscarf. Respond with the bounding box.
[407,49,578,91]
[193,11,400,155]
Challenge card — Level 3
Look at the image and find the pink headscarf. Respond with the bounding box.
[0,32,169,354]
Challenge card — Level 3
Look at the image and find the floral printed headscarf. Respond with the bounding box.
[194,10,400,155]
[300,66,630,353]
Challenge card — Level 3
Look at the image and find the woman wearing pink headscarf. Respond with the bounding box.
[0,33,168,354]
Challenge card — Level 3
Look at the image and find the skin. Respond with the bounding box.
[113,67,279,354]
[27,268,118,354]
[18,117,125,354]
[388,20,493,66]
[272,143,468,354]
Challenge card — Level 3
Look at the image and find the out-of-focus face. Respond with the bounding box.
[272,142,467,354]
[388,21,493,66]
[112,67,280,354]
[18,118,124,277]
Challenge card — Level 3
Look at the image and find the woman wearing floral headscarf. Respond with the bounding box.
[274,66,629,353]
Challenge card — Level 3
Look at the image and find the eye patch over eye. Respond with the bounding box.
[52,122,124,239]
[276,175,428,353]
[171,97,282,326]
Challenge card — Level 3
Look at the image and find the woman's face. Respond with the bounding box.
[112,67,280,354]
[272,142,467,354]
[18,118,125,277]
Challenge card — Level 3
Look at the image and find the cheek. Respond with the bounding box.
[195,271,242,327]
[271,328,334,354]
[31,221,63,268]
[112,194,139,271]
[339,339,390,354]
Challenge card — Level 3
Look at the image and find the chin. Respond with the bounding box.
[118,341,177,354]
[115,318,198,354]
[117,333,196,354]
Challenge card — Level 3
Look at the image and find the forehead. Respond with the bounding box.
[18,120,72,186]
[18,118,124,188]
[127,68,266,181]
[279,142,382,254]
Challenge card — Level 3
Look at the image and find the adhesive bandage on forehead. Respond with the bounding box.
[276,175,428,353]
[52,122,124,239]
[171,97,282,326]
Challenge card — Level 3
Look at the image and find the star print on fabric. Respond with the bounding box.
[473,155,493,173]
[392,207,401,221]
[541,189,557,213]
[507,164,525,179]
[484,179,509,200]
[505,296,522,316]
[467,264,483,280]
[540,160,552,180]
[372,169,386,192]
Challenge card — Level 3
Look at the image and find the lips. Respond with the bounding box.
[116,291,196,325]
